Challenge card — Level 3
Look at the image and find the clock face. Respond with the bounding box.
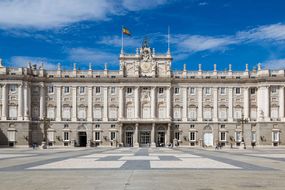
[141,62,151,73]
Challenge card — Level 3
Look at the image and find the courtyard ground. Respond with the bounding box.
[0,146,284,190]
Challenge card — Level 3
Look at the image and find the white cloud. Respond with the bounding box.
[68,48,117,65]
[237,23,285,42]
[198,2,208,6]
[0,0,169,30]
[174,23,285,55]
[9,56,57,69]
[175,35,236,52]
[122,0,167,11]
[262,58,285,70]
[98,35,141,47]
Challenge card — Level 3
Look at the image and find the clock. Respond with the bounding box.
[141,62,151,73]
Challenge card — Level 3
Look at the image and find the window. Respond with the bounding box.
[174,87,180,94]
[95,124,100,128]
[188,108,197,120]
[127,88,133,94]
[271,107,278,119]
[47,107,55,119]
[271,86,277,94]
[96,87,101,94]
[174,132,180,140]
[7,129,16,142]
[95,132,100,141]
[190,124,195,129]
[111,124,115,128]
[251,131,256,142]
[250,88,256,95]
[220,87,226,95]
[110,132,116,140]
[62,107,71,120]
[8,106,17,119]
[79,87,85,94]
[64,86,70,94]
[109,108,118,120]
[94,107,102,120]
[110,87,116,94]
[234,108,242,119]
[64,75,69,78]
[49,75,54,78]
[173,107,181,119]
[78,107,86,120]
[48,86,54,94]
[158,88,164,94]
[235,131,242,142]
[63,132,70,141]
[250,108,257,120]
[204,108,212,120]
[219,108,227,120]
[235,88,241,95]
[205,87,211,95]
[190,132,196,141]
[80,75,85,78]
[220,125,225,129]
[10,85,17,93]
[220,132,226,141]
[189,87,195,95]
[272,131,280,142]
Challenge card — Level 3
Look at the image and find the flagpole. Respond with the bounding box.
[121,26,124,54]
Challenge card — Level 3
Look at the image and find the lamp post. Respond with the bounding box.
[237,113,248,149]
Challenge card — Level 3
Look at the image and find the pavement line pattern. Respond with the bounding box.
[27,148,242,170]
[0,154,36,159]
[246,154,285,158]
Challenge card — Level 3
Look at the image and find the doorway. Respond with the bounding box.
[78,132,87,147]
[203,133,213,147]
[125,132,134,147]
[157,131,165,147]
[140,131,150,147]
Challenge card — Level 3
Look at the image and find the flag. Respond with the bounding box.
[122,27,131,36]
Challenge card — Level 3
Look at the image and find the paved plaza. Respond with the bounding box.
[0,147,285,190]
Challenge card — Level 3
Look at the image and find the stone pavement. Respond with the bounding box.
[0,147,285,190]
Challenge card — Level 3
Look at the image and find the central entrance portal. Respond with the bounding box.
[139,131,150,147]
[157,132,165,147]
[78,132,87,147]
[125,132,134,147]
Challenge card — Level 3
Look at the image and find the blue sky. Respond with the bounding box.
[0,0,285,71]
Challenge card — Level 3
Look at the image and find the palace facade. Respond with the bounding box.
[0,41,284,148]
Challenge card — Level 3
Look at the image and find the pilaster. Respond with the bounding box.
[197,87,203,122]
[71,87,77,121]
[1,84,7,120]
[279,86,285,121]
[103,87,108,122]
[17,84,23,120]
[243,87,249,119]
[151,123,156,147]
[56,86,62,121]
[182,87,188,122]
[87,87,93,122]
[213,87,218,122]
[134,87,140,119]
[134,123,139,147]
[39,83,45,120]
[151,87,156,119]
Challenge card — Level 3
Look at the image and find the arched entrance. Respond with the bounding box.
[125,126,134,147]
[77,124,87,147]
[156,126,166,147]
[203,125,213,147]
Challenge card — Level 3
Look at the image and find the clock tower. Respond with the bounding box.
[119,38,172,78]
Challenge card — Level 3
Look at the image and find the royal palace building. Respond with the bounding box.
[0,41,284,148]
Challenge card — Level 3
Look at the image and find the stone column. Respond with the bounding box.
[279,86,284,120]
[228,87,233,122]
[182,87,188,122]
[151,123,156,147]
[1,84,7,120]
[166,123,171,145]
[17,84,23,120]
[213,87,218,122]
[39,84,45,120]
[243,87,249,119]
[71,87,77,121]
[151,87,156,119]
[134,87,140,118]
[197,87,203,122]
[23,83,30,121]
[87,87,93,122]
[264,86,270,121]
[56,86,61,121]
[119,123,123,146]
[118,87,124,119]
[166,87,171,119]
[134,123,139,147]
[103,87,108,122]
